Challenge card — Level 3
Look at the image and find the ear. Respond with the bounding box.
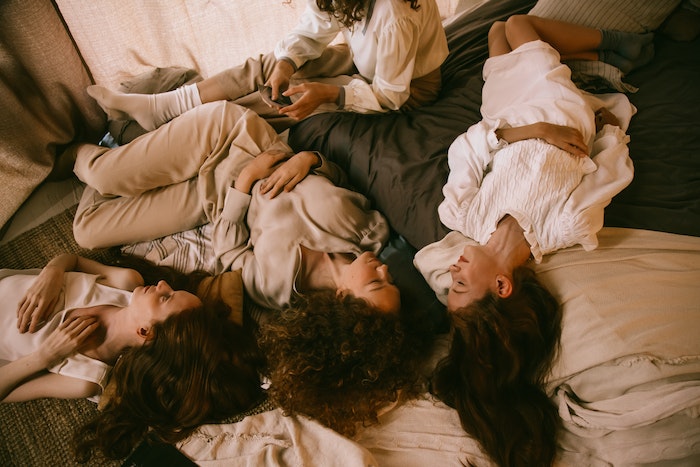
[138,327,150,339]
[495,274,513,298]
[336,288,349,299]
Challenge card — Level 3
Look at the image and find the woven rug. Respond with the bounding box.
[0,204,274,466]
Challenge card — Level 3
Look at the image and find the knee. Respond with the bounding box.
[489,21,506,43]
[72,218,99,249]
[198,100,249,130]
[504,14,531,37]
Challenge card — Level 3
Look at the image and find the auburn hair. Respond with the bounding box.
[432,266,562,467]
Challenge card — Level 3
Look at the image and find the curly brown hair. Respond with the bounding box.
[315,0,420,29]
[431,266,562,467]
[257,289,430,436]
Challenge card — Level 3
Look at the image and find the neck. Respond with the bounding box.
[298,246,336,292]
[485,215,532,270]
[76,305,143,365]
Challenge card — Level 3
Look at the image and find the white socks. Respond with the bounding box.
[87,83,203,131]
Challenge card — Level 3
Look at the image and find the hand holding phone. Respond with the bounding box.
[258,84,292,108]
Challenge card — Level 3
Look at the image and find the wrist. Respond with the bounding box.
[275,58,296,76]
[310,151,322,169]
[300,151,322,169]
[233,174,253,194]
[46,253,76,272]
[33,348,56,369]
[325,84,340,105]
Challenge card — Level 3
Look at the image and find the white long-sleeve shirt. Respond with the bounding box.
[438,41,635,262]
[275,0,448,112]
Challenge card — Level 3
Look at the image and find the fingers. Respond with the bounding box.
[41,315,99,363]
[260,173,296,198]
[59,315,99,344]
[568,139,588,157]
[17,299,31,332]
[17,298,52,334]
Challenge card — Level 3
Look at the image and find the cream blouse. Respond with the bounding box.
[275,0,448,112]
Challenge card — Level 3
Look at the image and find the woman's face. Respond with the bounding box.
[447,244,498,312]
[337,252,401,313]
[130,280,202,323]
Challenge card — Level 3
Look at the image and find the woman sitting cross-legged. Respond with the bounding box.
[85,0,449,132]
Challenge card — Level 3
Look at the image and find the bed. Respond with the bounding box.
[1,0,699,465]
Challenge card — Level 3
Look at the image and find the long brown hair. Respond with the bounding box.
[73,302,264,462]
[315,0,420,29]
[431,266,562,467]
[258,289,430,436]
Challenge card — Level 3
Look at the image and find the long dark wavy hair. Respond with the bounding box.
[73,254,265,462]
[73,303,264,462]
[315,0,420,28]
[257,289,432,437]
[431,266,562,467]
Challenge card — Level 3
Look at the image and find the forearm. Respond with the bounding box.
[45,253,105,275]
[495,123,545,144]
[0,353,49,402]
[45,253,142,290]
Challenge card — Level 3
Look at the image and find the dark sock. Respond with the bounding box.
[599,50,633,73]
[599,29,654,60]
[599,43,654,73]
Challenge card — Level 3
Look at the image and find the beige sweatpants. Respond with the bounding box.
[73,101,291,249]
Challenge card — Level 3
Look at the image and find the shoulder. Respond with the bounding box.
[97,267,144,291]
[371,0,418,23]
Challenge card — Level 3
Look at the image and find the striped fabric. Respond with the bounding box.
[121,223,217,274]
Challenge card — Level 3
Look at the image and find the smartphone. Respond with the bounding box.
[258,84,292,108]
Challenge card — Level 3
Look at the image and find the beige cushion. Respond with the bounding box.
[0,0,105,229]
[529,0,682,92]
[529,0,681,32]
